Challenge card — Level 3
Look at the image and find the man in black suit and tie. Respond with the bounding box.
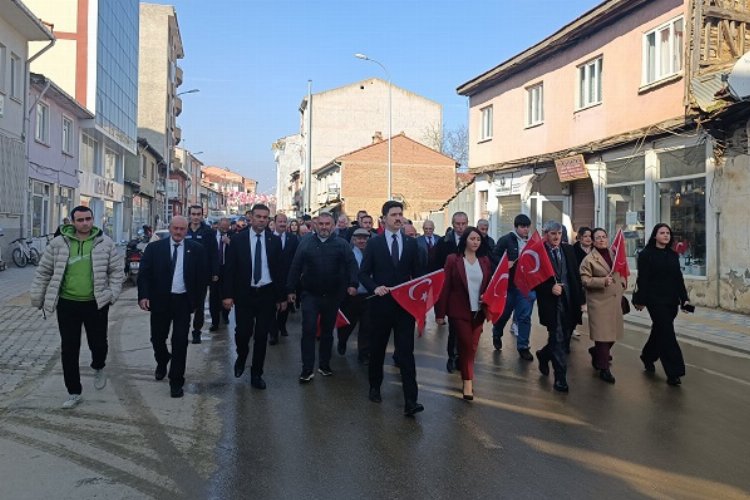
[138,216,207,398]
[416,219,442,272]
[359,200,425,416]
[222,204,286,389]
[209,217,232,331]
[269,212,298,345]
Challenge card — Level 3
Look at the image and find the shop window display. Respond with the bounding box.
[658,178,706,276]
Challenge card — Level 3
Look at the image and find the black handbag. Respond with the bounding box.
[621,296,631,315]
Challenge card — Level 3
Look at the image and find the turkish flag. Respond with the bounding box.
[315,309,351,338]
[389,269,445,335]
[514,231,555,296]
[611,228,631,285]
[482,253,510,323]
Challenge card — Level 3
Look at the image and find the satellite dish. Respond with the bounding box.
[727,51,750,98]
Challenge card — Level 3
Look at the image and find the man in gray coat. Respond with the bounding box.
[31,206,123,409]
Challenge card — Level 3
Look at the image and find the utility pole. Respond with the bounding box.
[304,80,313,214]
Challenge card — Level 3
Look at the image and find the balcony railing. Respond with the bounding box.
[174,126,182,145]
[175,65,183,86]
[174,95,183,116]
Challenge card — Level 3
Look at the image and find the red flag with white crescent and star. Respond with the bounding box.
[482,253,510,323]
[611,228,631,286]
[389,269,445,336]
[514,231,555,296]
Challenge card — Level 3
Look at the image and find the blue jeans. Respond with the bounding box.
[492,288,536,350]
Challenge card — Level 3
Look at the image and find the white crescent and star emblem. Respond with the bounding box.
[522,250,540,273]
[492,272,509,297]
[408,278,433,302]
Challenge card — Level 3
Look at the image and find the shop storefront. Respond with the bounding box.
[79,171,124,242]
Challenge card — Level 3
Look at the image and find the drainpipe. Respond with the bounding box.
[716,211,721,308]
[20,33,56,238]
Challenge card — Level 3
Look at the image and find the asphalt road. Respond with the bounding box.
[1,287,749,500]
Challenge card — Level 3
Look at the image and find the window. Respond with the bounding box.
[0,44,6,93]
[81,133,97,173]
[30,180,51,237]
[578,57,602,109]
[480,106,493,141]
[150,160,155,182]
[10,53,21,99]
[643,17,684,85]
[141,155,147,177]
[35,102,49,144]
[62,116,73,154]
[104,148,117,180]
[526,83,544,127]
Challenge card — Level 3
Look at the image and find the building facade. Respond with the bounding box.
[202,165,258,216]
[27,0,139,242]
[274,78,443,216]
[0,0,54,248]
[28,73,94,236]
[123,137,161,240]
[459,0,750,311]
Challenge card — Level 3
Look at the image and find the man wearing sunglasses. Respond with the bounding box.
[31,205,124,409]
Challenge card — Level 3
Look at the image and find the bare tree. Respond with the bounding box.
[421,123,468,170]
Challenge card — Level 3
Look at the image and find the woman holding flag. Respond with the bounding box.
[435,227,492,400]
[579,228,627,384]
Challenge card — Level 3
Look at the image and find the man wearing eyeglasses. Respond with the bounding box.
[31,205,124,409]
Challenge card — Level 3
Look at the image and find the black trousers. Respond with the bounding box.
[209,270,229,327]
[270,302,290,340]
[538,306,573,381]
[337,294,371,359]
[192,285,209,332]
[643,304,685,378]
[300,292,339,371]
[234,285,275,376]
[56,298,109,395]
[447,320,458,359]
[369,296,418,404]
[150,293,191,388]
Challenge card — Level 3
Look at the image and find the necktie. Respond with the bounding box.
[171,243,179,274]
[219,238,225,265]
[253,234,262,284]
[427,237,432,249]
[553,247,561,271]
[391,234,399,267]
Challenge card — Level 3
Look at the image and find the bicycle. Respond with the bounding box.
[10,237,41,267]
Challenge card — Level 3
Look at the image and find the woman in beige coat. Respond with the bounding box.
[579,228,626,384]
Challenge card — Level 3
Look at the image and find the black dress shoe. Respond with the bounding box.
[269,335,279,346]
[518,349,534,361]
[667,377,682,386]
[599,369,616,384]
[553,379,569,393]
[536,350,549,376]
[446,357,456,373]
[368,387,382,403]
[250,376,266,390]
[462,393,474,401]
[404,401,424,416]
[191,331,202,344]
[234,359,245,378]
[209,324,219,332]
[155,364,167,381]
[640,355,656,373]
[493,336,502,351]
[170,386,184,398]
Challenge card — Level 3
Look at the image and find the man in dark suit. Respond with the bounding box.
[476,218,497,262]
[416,219,442,272]
[138,216,207,398]
[433,211,468,373]
[222,204,286,389]
[269,212,298,345]
[359,200,425,416]
[534,220,584,393]
[209,217,232,331]
[185,205,219,344]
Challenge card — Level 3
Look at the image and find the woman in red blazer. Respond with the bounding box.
[435,227,492,400]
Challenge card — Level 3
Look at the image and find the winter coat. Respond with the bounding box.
[30,226,124,313]
[579,249,625,342]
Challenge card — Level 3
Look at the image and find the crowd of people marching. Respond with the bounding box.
[30,201,692,414]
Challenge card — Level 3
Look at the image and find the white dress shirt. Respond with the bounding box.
[249,230,273,287]
[274,231,286,250]
[384,229,403,260]
[464,257,482,312]
[170,238,187,294]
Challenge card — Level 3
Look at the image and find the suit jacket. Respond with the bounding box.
[223,228,285,304]
[277,232,299,282]
[137,238,207,312]
[534,243,584,329]
[416,235,442,271]
[435,254,492,321]
[434,231,460,270]
[359,233,422,293]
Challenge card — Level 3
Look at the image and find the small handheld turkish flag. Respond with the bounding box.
[389,269,445,336]
[514,231,555,296]
[483,253,510,323]
[315,309,351,338]
[611,228,631,285]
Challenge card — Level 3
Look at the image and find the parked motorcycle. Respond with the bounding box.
[124,231,149,285]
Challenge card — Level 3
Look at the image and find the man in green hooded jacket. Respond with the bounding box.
[31,205,123,409]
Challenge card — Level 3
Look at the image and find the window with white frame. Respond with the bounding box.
[480,106,493,141]
[578,57,602,109]
[35,102,49,144]
[10,53,21,99]
[0,43,7,93]
[643,17,684,86]
[62,116,73,154]
[80,133,97,173]
[526,83,544,127]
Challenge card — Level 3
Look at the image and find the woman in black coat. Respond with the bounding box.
[632,223,691,386]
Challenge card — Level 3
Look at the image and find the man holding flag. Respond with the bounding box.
[359,200,430,416]
[533,221,584,393]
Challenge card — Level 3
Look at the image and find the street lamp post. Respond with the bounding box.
[165,88,200,226]
[355,53,392,200]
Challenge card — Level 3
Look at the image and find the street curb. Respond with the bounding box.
[623,317,750,356]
